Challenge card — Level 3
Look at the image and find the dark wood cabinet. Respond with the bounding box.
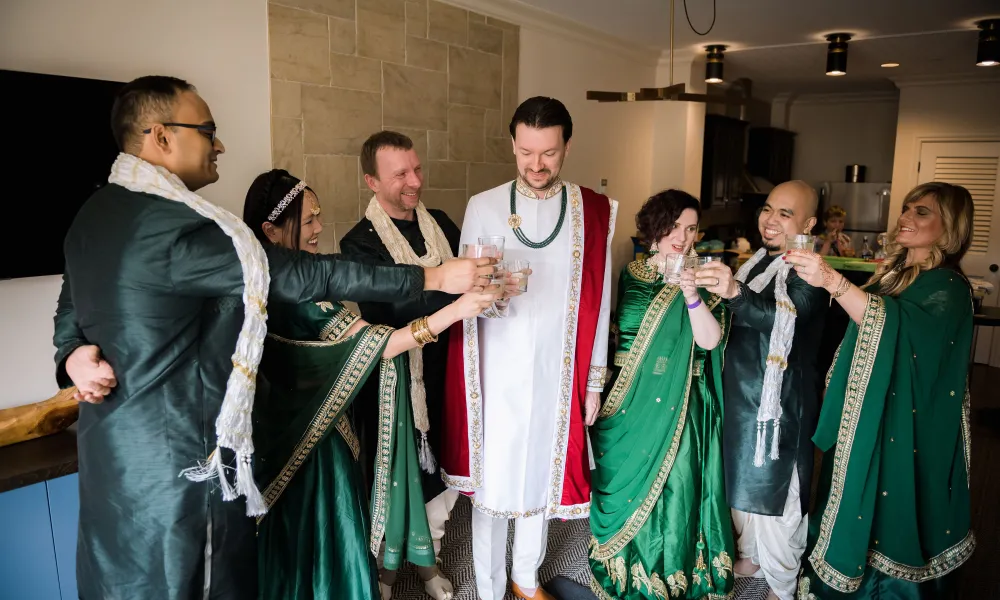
[700,114,748,209]
[747,127,795,185]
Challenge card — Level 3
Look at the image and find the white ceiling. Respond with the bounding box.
[514,0,1000,95]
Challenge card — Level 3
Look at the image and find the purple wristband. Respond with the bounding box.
[686,297,702,309]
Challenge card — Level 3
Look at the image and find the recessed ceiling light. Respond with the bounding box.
[881,62,900,68]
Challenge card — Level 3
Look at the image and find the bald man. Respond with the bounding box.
[697,180,828,600]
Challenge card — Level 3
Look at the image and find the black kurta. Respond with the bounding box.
[53,183,426,600]
[338,210,461,501]
[722,253,829,516]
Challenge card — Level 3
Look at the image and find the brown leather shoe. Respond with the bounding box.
[511,582,556,600]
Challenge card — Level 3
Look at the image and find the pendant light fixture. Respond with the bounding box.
[705,45,726,83]
[825,33,851,76]
[977,19,999,67]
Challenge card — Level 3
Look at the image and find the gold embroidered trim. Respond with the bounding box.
[588,365,609,389]
[868,530,975,583]
[613,351,628,367]
[458,315,485,489]
[713,551,733,580]
[440,472,474,492]
[515,176,564,200]
[826,340,844,388]
[319,306,360,342]
[962,384,972,489]
[546,183,585,518]
[259,324,392,518]
[591,340,694,560]
[548,500,590,519]
[335,415,360,460]
[369,358,398,555]
[808,294,886,593]
[599,285,680,418]
[589,574,616,600]
[627,258,660,283]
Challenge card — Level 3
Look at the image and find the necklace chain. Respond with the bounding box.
[508,182,567,249]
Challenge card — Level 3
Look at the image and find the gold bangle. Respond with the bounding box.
[409,316,438,347]
[831,275,851,299]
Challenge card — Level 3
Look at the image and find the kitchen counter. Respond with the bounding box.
[0,428,77,494]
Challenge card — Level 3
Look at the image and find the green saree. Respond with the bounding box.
[254,301,436,600]
[590,261,735,600]
[799,268,974,599]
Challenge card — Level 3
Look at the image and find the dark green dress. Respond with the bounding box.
[799,268,973,599]
[722,254,829,516]
[53,183,425,600]
[589,261,735,600]
[254,301,436,600]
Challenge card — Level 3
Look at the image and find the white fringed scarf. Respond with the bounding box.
[365,196,453,474]
[108,153,270,516]
[734,248,797,468]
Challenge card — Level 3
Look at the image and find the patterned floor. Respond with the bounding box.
[392,495,771,600]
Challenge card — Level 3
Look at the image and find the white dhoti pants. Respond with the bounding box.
[426,489,460,556]
[472,507,549,600]
[731,465,808,600]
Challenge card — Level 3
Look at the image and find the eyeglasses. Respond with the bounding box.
[142,122,218,143]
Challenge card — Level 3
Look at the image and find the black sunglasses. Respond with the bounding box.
[142,122,217,143]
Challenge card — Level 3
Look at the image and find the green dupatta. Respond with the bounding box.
[590,274,727,562]
[806,268,974,594]
[253,305,435,571]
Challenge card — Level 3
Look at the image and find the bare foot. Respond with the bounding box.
[734,557,760,577]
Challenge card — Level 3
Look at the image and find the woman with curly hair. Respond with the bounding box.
[589,189,735,600]
[787,182,975,599]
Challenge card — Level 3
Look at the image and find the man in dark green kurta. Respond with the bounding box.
[698,180,828,600]
[53,76,484,600]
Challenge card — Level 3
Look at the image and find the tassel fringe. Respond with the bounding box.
[753,423,766,468]
[418,431,438,475]
[770,420,781,461]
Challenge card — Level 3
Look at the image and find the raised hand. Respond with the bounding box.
[429,258,495,294]
[694,262,738,299]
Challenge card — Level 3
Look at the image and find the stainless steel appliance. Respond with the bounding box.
[817,182,892,252]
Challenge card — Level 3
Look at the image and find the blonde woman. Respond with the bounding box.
[786,182,975,599]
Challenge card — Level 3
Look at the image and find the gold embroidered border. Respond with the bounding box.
[588,365,609,389]
[549,500,590,520]
[589,574,615,600]
[440,472,474,492]
[461,316,485,488]
[826,340,844,389]
[613,351,628,367]
[515,176,564,200]
[546,183,585,518]
[335,415,359,460]
[600,285,680,418]
[868,530,975,583]
[320,306,360,341]
[260,324,392,517]
[369,358,397,556]
[627,258,659,283]
[962,385,971,489]
[808,294,886,594]
[591,342,695,561]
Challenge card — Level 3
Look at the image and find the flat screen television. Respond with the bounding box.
[0,69,124,279]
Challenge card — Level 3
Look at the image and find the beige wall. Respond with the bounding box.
[267,0,518,251]
[783,94,899,187]
[0,0,271,410]
[889,79,1000,228]
[518,27,658,281]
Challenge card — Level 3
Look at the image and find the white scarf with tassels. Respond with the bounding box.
[734,248,797,467]
[365,196,454,474]
[108,153,270,516]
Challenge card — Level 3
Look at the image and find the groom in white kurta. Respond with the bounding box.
[441,97,617,600]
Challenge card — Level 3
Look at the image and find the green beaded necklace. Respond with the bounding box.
[507,181,567,249]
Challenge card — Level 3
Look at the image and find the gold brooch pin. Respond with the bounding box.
[508,214,522,228]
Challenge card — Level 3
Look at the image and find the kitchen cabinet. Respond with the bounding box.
[747,127,795,185]
[700,114,748,209]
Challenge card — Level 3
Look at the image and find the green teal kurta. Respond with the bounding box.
[799,268,974,599]
[254,301,436,600]
[589,261,735,600]
[53,183,425,600]
[722,254,829,516]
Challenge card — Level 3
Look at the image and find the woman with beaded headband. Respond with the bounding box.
[786,182,975,599]
[589,189,736,600]
[243,169,498,600]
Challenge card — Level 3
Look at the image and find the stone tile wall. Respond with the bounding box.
[268,0,519,252]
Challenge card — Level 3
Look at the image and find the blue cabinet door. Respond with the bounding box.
[47,474,79,600]
[0,482,62,600]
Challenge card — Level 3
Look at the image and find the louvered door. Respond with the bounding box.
[919,141,1000,366]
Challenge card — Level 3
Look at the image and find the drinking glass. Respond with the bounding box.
[786,234,816,251]
[492,260,510,285]
[695,255,721,287]
[478,236,505,259]
[662,253,696,284]
[460,243,497,259]
[508,259,530,292]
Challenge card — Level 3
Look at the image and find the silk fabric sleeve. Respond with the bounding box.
[52,274,88,389]
[167,221,425,302]
[726,270,827,332]
[588,201,618,391]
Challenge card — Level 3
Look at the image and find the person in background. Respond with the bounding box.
[816,206,855,257]
[787,182,975,599]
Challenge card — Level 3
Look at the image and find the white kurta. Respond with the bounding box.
[455,179,614,519]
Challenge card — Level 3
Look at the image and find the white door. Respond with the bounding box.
[918,141,1000,366]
